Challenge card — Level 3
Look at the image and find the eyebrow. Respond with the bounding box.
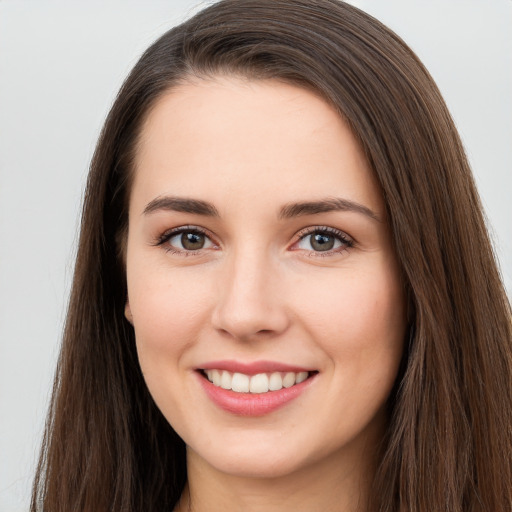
[279,197,380,222]
[143,196,220,217]
[142,195,380,222]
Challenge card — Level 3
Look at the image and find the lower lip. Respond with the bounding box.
[198,372,316,416]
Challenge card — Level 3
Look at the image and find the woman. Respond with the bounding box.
[31,1,512,511]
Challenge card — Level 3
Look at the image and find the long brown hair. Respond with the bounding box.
[31,1,512,511]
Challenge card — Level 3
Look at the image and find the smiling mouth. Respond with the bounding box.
[200,369,316,394]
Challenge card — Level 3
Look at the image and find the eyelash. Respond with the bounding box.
[154,225,214,256]
[294,226,354,257]
[154,225,354,257]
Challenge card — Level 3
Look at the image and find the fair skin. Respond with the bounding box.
[124,77,406,512]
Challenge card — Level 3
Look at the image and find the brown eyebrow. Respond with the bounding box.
[142,195,379,222]
[279,197,380,222]
[143,196,220,217]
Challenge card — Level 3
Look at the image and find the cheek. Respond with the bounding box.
[127,267,214,362]
[127,268,217,424]
[296,264,406,368]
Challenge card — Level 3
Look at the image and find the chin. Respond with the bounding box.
[187,437,312,480]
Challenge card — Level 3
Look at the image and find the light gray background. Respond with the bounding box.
[1,1,510,511]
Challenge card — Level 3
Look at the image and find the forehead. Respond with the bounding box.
[131,76,383,217]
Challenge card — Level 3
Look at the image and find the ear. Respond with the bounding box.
[125,300,134,324]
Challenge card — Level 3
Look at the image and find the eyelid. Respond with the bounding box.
[294,225,352,240]
[153,224,354,257]
[290,225,355,256]
[154,225,219,253]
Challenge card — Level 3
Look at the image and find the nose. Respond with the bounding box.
[211,249,290,341]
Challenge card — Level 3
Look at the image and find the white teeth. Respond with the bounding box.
[204,369,311,394]
[296,371,308,384]
[269,372,283,391]
[220,370,232,390]
[282,372,296,388]
[212,369,221,386]
[231,372,250,392]
[249,373,269,393]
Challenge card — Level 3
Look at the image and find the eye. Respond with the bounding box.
[295,227,353,255]
[157,226,216,253]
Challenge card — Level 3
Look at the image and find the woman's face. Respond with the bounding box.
[124,77,406,479]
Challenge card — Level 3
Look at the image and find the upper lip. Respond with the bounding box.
[198,360,314,375]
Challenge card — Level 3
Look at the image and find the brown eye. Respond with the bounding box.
[165,228,215,252]
[310,233,335,251]
[296,228,352,254]
[181,232,205,250]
